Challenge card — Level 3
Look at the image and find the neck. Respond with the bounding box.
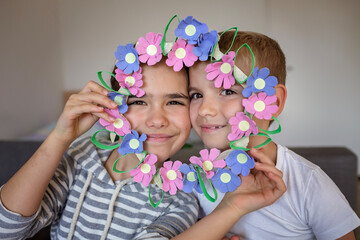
[105,150,140,181]
[248,135,277,164]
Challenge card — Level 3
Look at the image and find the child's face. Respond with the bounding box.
[189,61,245,151]
[124,61,191,162]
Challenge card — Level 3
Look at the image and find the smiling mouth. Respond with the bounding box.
[146,134,173,143]
[200,125,226,133]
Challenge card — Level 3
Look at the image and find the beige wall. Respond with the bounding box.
[1,0,360,173]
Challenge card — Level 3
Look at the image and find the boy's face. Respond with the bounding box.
[124,61,191,162]
[189,61,245,151]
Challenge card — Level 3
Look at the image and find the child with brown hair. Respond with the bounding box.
[188,30,360,239]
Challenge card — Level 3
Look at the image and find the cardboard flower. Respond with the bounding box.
[242,92,278,120]
[179,164,202,193]
[130,154,157,187]
[189,148,226,179]
[165,38,198,72]
[175,16,208,45]
[108,92,128,114]
[114,43,140,74]
[212,168,241,193]
[225,149,255,176]
[242,67,278,98]
[160,160,183,195]
[193,30,218,61]
[136,32,163,66]
[117,130,147,155]
[205,51,236,89]
[227,112,258,141]
[115,68,145,97]
[99,109,131,136]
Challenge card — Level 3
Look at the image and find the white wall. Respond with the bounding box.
[1,0,360,173]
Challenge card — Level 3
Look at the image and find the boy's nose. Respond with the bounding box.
[198,98,217,117]
[145,108,169,128]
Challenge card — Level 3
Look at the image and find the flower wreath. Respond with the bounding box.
[91,15,282,208]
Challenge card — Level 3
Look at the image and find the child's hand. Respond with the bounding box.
[53,81,117,144]
[216,148,286,217]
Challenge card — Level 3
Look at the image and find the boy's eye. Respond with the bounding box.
[221,89,236,96]
[167,101,184,105]
[190,92,202,100]
[128,100,146,105]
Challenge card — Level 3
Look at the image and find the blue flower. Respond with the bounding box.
[108,92,128,114]
[175,16,208,45]
[225,149,255,176]
[179,164,202,193]
[114,43,140,74]
[212,169,241,193]
[193,30,218,61]
[242,67,278,98]
[118,130,147,155]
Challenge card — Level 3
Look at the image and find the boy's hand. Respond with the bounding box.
[53,81,117,144]
[216,148,286,217]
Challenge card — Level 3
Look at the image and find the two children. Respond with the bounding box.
[189,30,360,239]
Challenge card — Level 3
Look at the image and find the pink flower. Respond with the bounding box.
[99,108,131,136]
[205,51,236,89]
[130,154,157,187]
[115,68,145,97]
[242,92,278,120]
[227,112,258,141]
[165,39,198,72]
[159,160,183,195]
[136,32,163,66]
[189,148,226,179]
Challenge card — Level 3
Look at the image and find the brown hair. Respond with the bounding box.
[218,31,286,85]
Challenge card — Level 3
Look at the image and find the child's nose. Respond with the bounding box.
[198,98,217,117]
[145,107,169,128]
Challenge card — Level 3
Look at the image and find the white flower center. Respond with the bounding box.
[187,172,196,182]
[125,53,136,64]
[114,96,123,105]
[185,24,196,36]
[167,170,177,180]
[140,163,151,174]
[175,48,186,59]
[129,139,140,149]
[220,63,232,74]
[220,173,231,183]
[237,153,248,164]
[203,161,213,171]
[238,120,250,131]
[254,100,266,112]
[146,44,157,56]
[254,78,266,90]
[113,118,124,128]
[125,76,135,86]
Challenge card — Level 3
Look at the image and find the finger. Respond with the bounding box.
[66,103,113,121]
[267,171,287,199]
[249,148,275,166]
[231,236,241,240]
[254,162,283,178]
[68,92,118,110]
[92,111,117,123]
[80,80,109,95]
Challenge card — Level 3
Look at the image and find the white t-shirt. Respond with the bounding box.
[195,144,360,240]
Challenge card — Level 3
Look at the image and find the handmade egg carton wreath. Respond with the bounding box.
[91,15,282,207]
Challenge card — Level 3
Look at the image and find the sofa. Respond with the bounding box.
[0,140,358,239]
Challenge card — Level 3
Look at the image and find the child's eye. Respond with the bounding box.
[167,101,184,105]
[128,100,146,105]
[190,92,202,100]
[221,89,236,96]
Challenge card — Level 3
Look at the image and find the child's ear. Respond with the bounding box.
[273,84,287,117]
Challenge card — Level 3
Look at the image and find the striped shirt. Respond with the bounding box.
[0,137,199,239]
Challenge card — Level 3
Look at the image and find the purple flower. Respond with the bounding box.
[193,30,218,61]
[175,16,208,45]
[108,92,128,114]
[212,168,241,193]
[118,130,147,155]
[179,164,202,193]
[114,43,140,74]
[242,67,278,98]
[226,149,255,176]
